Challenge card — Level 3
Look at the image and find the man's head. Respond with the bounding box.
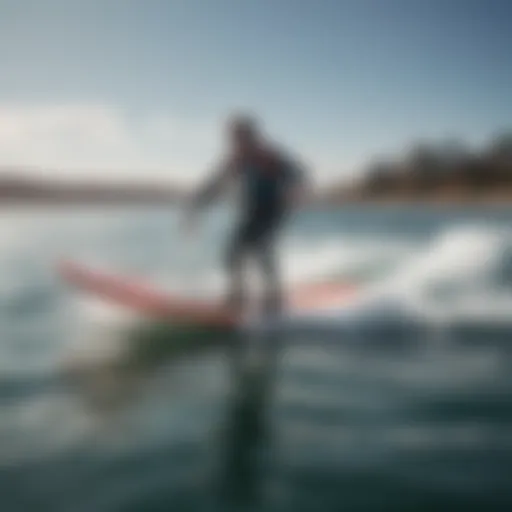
[227,113,262,154]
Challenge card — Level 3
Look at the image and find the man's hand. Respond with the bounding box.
[181,161,232,239]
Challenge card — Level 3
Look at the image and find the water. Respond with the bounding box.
[1,205,512,511]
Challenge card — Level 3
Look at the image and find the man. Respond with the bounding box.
[185,113,309,315]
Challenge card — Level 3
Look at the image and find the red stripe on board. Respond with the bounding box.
[59,261,239,328]
[59,261,359,326]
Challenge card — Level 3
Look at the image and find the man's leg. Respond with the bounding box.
[224,222,250,312]
[255,220,283,315]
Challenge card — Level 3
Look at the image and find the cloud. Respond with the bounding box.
[0,104,219,183]
[0,102,363,187]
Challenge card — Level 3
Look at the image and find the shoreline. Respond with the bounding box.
[0,195,511,208]
[321,196,512,207]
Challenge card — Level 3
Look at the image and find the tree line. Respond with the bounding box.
[331,132,512,201]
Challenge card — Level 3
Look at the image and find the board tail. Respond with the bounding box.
[59,260,240,328]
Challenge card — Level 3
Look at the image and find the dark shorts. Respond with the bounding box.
[225,212,283,276]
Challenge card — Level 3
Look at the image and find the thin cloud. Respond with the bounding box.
[0,104,218,183]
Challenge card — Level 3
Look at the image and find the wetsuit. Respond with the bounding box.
[191,146,306,310]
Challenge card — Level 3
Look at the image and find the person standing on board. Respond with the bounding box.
[184,113,310,314]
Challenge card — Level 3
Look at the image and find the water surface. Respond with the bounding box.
[1,205,511,511]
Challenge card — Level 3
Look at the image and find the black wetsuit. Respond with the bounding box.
[193,147,306,308]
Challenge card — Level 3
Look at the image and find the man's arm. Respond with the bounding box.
[184,159,235,229]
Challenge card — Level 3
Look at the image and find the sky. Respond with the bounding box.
[0,0,511,185]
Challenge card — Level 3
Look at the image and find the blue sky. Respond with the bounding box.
[0,0,511,184]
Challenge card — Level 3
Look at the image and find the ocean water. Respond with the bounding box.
[1,205,512,511]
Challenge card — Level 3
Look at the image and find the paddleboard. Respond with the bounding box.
[59,260,359,329]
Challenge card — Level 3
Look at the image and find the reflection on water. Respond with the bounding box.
[64,322,282,510]
[64,321,238,415]
[217,335,280,509]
